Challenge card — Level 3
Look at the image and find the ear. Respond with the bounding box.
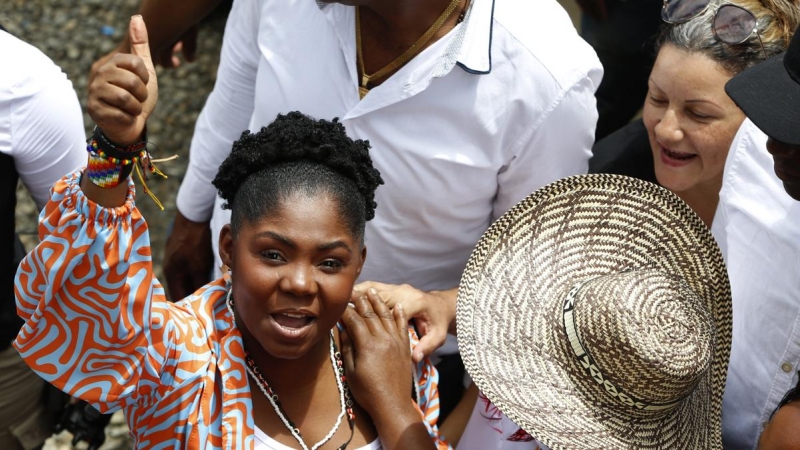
[219,224,235,269]
[356,245,367,277]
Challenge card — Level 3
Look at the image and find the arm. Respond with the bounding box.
[341,290,446,450]
[13,16,174,412]
[164,0,261,299]
[492,75,599,220]
[0,34,86,209]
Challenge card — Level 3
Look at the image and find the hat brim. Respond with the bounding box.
[726,54,800,146]
[457,174,732,449]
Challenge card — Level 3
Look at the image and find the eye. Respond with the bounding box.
[261,251,285,262]
[648,95,667,106]
[319,259,344,272]
[687,109,712,121]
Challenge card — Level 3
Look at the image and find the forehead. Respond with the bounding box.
[239,192,357,243]
[650,45,735,101]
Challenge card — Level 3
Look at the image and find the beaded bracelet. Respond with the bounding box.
[86,127,175,210]
[86,128,147,188]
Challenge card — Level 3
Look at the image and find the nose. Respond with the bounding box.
[279,263,318,297]
[654,109,684,145]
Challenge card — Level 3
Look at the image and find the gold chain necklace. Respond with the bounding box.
[356,0,462,99]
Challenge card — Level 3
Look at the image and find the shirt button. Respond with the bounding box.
[781,362,793,373]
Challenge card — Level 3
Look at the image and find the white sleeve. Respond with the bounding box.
[175,0,262,222]
[0,35,86,210]
[492,75,599,220]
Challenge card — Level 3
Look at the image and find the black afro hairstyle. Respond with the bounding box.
[212,112,383,241]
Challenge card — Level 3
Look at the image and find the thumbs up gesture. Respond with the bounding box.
[88,15,158,145]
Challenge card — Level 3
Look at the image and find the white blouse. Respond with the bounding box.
[254,426,383,450]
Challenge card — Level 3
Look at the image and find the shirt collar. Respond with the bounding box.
[318,0,495,76]
[452,0,495,75]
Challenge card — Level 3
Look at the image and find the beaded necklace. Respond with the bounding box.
[226,292,356,450]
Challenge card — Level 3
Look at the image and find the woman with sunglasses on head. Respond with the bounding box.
[589,1,800,449]
[13,16,449,450]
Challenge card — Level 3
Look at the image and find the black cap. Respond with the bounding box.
[726,28,800,146]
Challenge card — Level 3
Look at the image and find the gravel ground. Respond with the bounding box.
[2,1,579,448]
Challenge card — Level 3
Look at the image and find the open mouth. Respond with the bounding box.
[272,312,315,329]
[662,147,696,161]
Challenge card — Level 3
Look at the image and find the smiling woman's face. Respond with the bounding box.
[219,192,366,361]
[643,44,746,197]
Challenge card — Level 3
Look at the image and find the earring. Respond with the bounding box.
[221,264,232,283]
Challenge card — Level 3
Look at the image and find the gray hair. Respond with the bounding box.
[657,0,800,75]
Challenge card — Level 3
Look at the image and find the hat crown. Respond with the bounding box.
[565,269,715,414]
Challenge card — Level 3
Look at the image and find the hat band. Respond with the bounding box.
[562,275,683,412]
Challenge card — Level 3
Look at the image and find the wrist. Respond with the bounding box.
[370,401,422,434]
[431,288,458,335]
[85,127,148,189]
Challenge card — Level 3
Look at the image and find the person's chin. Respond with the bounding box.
[654,164,696,195]
[781,181,800,201]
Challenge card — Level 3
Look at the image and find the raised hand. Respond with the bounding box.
[88,15,158,145]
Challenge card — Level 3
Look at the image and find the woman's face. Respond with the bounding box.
[643,44,746,196]
[220,192,365,360]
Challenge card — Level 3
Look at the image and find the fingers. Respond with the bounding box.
[341,302,370,349]
[412,330,445,364]
[339,327,355,374]
[367,288,398,336]
[394,303,411,352]
[350,291,383,336]
[128,16,154,73]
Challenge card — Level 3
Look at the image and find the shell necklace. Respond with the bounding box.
[226,292,355,450]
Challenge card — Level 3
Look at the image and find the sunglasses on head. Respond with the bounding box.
[661,0,767,58]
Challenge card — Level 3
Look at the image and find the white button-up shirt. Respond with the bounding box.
[176,0,601,310]
[713,119,800,450]
[0,31,85,209]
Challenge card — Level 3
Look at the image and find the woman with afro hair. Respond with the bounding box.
[12,17,449,450]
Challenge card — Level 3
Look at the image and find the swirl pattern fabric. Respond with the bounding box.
[13,170,449,450]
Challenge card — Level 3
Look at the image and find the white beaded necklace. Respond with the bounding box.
[226,290,355,450]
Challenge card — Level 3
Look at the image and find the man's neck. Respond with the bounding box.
[357,0,468,79]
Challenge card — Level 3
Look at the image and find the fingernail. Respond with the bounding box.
[347,302,355,308]
[132,14,142,19]
[396,303,404,311]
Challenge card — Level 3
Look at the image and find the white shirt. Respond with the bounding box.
[254,426,382,450]
[176,0,601,356]
[457,393,546,450]
[712,119,800,450]
[0,30,86,209]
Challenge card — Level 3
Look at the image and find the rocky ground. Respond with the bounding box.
[2,0,579,448]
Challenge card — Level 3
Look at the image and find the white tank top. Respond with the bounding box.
[254,426,383,450]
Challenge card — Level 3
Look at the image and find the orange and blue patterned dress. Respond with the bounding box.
[13,171,450,450]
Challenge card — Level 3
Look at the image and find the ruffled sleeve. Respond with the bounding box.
[13,170,183,412]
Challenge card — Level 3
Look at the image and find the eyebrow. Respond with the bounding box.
[255,231,353,254]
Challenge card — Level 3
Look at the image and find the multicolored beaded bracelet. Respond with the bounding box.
[86,127,176,210]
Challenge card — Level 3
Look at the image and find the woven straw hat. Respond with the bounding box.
[457,174,732,449]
